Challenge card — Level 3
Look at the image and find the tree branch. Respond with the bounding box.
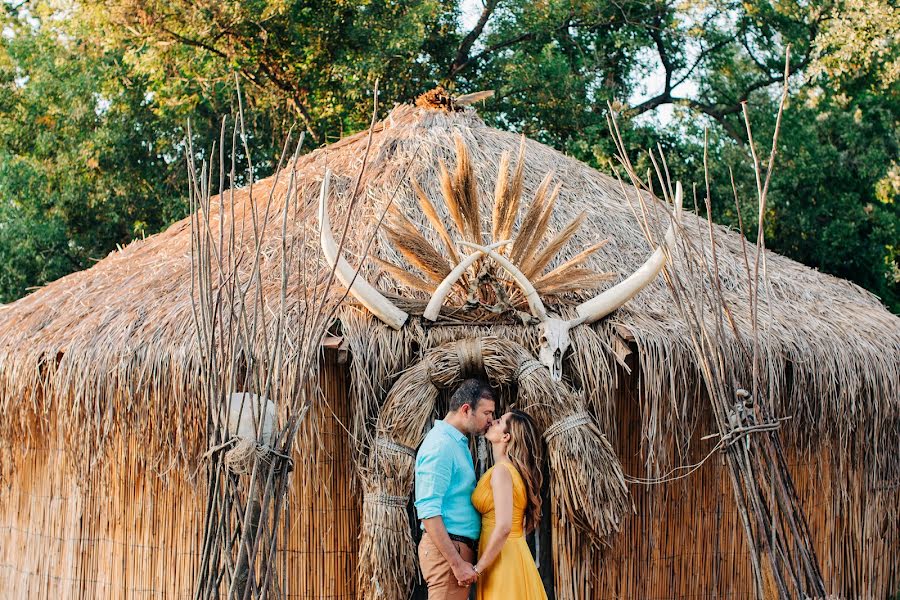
[448,0,499,79]
[155,25,320,142]
[629,51,809,145]
[672,37,732,89]
[449,16,588,80]
[647,12,674,97]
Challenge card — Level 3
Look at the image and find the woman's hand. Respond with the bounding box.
[459,564,481,586]
[451,560,477,586]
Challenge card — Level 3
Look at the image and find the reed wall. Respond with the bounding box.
[1,353,897,598]
[590,383,900,599]
[0,351,358,599]
[0,428,203,597]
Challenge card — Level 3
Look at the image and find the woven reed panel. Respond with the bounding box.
[284,351,359,599]
[2,357,896,598]
[587,383,900,599]
[0,429,203,598]
[0,350,360,599]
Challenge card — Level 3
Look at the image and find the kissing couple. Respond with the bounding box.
[415,378,547,599]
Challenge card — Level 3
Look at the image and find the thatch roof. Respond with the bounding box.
[1,102,897,479]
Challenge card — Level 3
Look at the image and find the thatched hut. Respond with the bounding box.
[1,93,898,599]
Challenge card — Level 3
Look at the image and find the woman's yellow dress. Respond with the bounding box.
[472,462,548,600]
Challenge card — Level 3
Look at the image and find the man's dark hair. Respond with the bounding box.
[448,378,494,412]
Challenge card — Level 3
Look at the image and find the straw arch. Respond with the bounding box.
[355,336,632,599]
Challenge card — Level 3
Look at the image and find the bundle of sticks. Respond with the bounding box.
[606,49,825,599]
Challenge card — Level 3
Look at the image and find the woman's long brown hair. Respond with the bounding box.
[505,409,544,533]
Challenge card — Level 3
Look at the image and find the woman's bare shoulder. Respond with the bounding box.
[491,461,515,481]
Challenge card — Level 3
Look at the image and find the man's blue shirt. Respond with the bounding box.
[414,419,481,539]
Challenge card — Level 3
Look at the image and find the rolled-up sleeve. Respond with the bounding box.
[415,443,452,520]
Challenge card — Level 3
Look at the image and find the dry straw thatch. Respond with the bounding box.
[0,95,898,596]
[0,98,897,478]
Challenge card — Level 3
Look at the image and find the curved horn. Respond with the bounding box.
[423,240,512,321]
[457,241,549,322]
[318,169,408,330]
[575,181,683,324]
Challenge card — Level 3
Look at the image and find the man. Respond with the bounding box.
[415,378,496,599]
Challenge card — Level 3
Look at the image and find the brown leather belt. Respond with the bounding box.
[448,533,476,549]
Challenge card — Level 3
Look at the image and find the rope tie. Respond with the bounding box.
[456,338,484,378]
[543,412,592,442]
[365,493,409,508]
[224,438,271,474]
[721,420,783,447]
[424,357,441,388]
[515,359,545,381]
[375,437,416,459]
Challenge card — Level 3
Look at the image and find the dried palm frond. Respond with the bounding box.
[370,257,437,293]
[510,171,555,264]
[412,179,460,264]
[494,137,526,245]
[535,268,615,296]
[439,159,467,239]
[381,216,452,283]
[518,182,561,266]
[534,239,610,284]
[519,192,575,279]
[390,138,616,313]
[453,135,482,243]
[491,151,511,243]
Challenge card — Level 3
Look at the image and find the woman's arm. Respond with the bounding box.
[475,464,514,575]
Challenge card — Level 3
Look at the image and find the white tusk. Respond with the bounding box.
[318,169,409,330]
[423,240,512,321]
[454,90,495,106]
[457,241,549,322]
[575,181,683,324]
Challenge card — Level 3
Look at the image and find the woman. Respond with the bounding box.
[470,409,548,599]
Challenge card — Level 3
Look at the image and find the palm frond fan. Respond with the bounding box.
[376,135,614,312]
[319,128,681,382]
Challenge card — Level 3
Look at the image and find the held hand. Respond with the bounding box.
[452,561,477,586]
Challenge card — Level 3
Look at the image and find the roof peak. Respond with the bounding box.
[413,86,495,113]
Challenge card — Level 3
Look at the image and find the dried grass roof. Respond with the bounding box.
[0,103,897,477]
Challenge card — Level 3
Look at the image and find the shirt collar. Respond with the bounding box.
[434,419,468,445]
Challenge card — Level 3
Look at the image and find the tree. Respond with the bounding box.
[0,0,896,311]
[80,0,462,145]
[0,15,189,301]
[700,91,899,310]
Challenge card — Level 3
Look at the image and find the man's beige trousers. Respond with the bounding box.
[418,532,476,600]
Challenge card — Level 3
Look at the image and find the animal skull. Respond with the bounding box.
[538,317,579,381]
[422,183,683,382]
[322,157,684,382]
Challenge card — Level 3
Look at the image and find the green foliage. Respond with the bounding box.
[763,94,898,308]
[0,0,897,312]
[0,20,189,301]
[453,1,656,154]
[79,0,461,144]
[696,90,899,309]
[811,0,899,91]
[649,0,900,310]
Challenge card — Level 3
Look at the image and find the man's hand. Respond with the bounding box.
[452,559,477,586]
[421,517,477,586]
